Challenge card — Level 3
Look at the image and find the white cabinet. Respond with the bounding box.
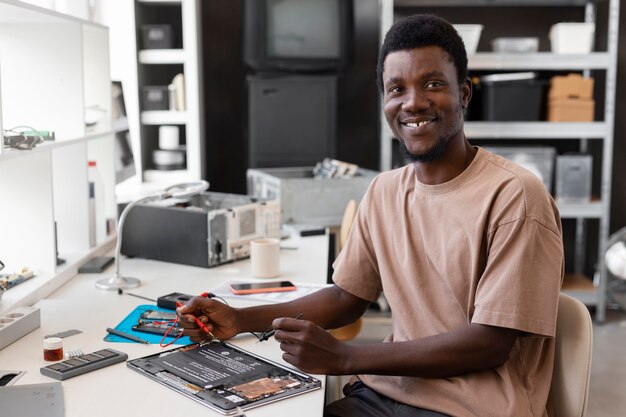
[134,0,204,185]
[0,0,116,314]
[379,0,619,321]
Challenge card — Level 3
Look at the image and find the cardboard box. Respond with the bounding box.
[548,98,594,122]
[549,74,594,100]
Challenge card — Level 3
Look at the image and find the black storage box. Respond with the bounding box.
[141,24,174,49]
[142,86,169,111]
[481,72,548,121]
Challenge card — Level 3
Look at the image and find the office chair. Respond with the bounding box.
[546,293,593,417]
[329,199,362,341]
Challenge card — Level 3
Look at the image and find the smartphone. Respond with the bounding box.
[140,310,178,321]
[229,281,297,295]
[132,320,182,337]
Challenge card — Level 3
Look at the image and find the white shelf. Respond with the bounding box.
[0,236,116,316]
[138,49,185,64]
[0,129,120,163]
[0,0,118,314]
[395,0,589,6]
[465,122,606,139]
[133,0,204,181]
[557,201,603,219]
[137,0,182,4]
[140,110,188,125]
[469,53,610,70]
[143,168,195,184]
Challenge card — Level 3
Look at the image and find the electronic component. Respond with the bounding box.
[121,192,280,268]
[40,348,128,381]
[0,267,35,290]
[157,292,194,310]
[127,341,321,415]
[132,320,182,337]
[140,309,178,321]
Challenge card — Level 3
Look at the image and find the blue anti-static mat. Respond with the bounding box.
[104,304,191,345]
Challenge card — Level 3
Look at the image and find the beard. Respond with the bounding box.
[397,136,448,164]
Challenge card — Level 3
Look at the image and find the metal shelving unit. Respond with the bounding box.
[379,0,619,321]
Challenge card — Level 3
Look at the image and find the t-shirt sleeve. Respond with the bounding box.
[472,217,563,337]
[332,191,383,303]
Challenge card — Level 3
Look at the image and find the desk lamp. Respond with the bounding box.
[95,180,209,290]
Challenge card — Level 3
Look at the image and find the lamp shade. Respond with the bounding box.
[606,240,626,280]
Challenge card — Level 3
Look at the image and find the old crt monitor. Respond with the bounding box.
[243,0,352,73]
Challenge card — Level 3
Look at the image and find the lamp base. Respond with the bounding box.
[95,275,141,290]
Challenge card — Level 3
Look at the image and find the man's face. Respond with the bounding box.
[382,46,470,163]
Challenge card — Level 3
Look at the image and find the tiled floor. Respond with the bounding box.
[355,306,626,416]
[587,308,626,417]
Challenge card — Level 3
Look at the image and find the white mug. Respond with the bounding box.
[250,238,280,278]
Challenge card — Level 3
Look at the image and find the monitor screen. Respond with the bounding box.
[267,0,341,59]
[243,0,351,72]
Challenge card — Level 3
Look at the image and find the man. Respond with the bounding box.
[178,14,563,417]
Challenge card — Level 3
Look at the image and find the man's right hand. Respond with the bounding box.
[176,296,240,342]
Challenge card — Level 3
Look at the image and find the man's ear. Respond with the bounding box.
[462,77,473,109]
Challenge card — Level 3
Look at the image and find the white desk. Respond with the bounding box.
[0,235,329,417]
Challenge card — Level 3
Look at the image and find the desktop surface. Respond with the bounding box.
[0,235,328,417]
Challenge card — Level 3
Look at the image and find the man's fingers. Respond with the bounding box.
[272,317,308,331]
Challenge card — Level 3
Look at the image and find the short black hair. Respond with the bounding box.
[377,14,468,92]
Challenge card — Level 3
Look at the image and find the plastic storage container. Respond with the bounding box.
[491,37,539,53]
[549,22,595,54]
[141,25,174,49]
[555,154,592,202]
[142,86,170,111]
[480,72,548,121]
[247,167,377,226]
[453,24,483,54]
[485,146,556,192]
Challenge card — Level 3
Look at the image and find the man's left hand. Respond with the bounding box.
[272,317,352,375]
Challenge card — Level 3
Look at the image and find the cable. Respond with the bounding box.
[160,292,217,348]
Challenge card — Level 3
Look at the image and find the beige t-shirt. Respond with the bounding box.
[333,147,564,417]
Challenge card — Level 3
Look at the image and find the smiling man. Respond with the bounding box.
[178,14,564,417]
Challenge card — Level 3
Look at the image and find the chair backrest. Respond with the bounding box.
[339,199,357,251]
[547,293,593,417]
